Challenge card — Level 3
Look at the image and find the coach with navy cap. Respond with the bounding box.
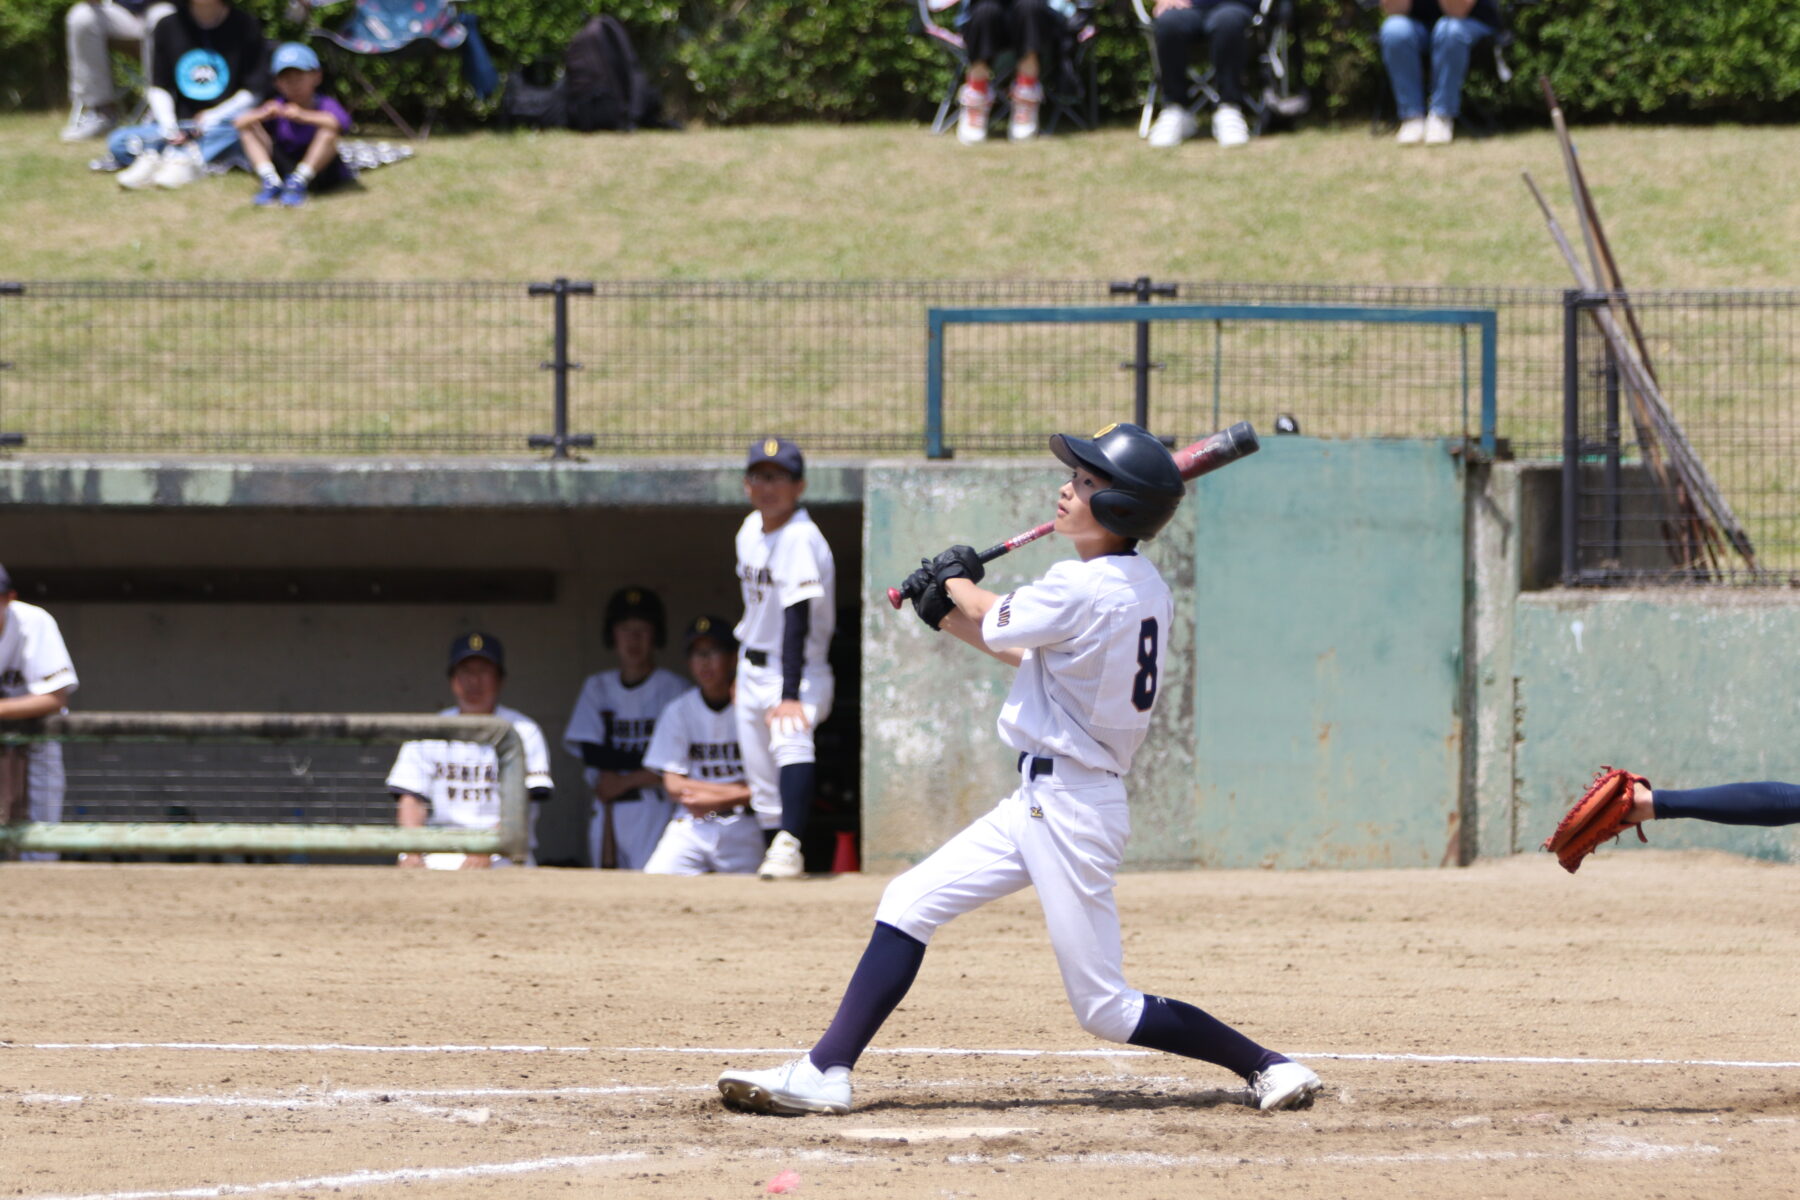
[0,565,80,860]
[386,631,555,869]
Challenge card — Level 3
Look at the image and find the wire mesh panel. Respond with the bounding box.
[930,303,1498,455]
[1564,291,1800,585]
[0,280,1564,457]
[62,742,395,825]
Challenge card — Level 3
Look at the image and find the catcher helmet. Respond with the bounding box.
[1049,421,1186,541]
[603,585,667,648]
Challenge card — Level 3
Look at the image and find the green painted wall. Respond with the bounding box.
[1512,593,1800,863]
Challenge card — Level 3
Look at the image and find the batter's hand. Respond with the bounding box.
[931,545,985,586]
[912,575,956,630]
[768,699,810,736]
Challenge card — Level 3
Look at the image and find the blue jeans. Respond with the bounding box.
[1378,13,1494,121]
[106,121,241,166]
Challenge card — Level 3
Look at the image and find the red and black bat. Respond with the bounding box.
[885,421,1261,609]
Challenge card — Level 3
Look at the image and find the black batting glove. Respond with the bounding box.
[930,544,984,586]
[900,562,936,604]
[910,561,956,630]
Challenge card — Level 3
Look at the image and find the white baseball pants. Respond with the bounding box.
[734,662,833,831]
[643,811,764,875]
[874,758,1145,1044]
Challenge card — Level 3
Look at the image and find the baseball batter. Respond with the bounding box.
[0,566,79,862]
[734,437,836,880]
[388,632,554,870]
[563,587,688,870]
[641,616,761,875]
[718,423,1321,1116]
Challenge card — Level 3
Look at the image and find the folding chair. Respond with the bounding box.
[1129,0,1308,140]
[915,0,1100,137]
[297,0,494,138]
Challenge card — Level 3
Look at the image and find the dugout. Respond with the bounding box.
[0,459,863,870]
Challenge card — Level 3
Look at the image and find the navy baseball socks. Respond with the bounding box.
[1654,781,1800,826]
[717,921,923,1115]
[1130,994,1322,1110]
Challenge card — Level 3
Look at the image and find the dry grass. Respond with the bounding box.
[1,112,1797,286]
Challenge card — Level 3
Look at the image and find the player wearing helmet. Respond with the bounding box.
[716,423,1320,1116]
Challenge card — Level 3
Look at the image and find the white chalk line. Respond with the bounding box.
[16,1133,1727,1200]
[12,1041,1800,1070]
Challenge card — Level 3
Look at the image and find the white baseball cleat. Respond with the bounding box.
[758,829,804,879]
[1250,1060,1322,1111]
[718,1056,851,1115]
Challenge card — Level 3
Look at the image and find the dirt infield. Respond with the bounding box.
[4,852,1796,1199]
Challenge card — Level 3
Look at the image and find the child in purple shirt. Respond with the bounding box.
[233,42,353,208]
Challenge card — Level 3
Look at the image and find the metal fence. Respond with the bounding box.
[0,280,1568,456]
[1561,291,1800,585]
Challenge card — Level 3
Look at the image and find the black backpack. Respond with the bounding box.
[564,14,661,132]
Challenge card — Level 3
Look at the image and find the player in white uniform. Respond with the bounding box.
[0,566,80,862]
[734,437,836,880]
[718,423,1322,1116]
[388,632,554,870]
[562,587,688,870]
[641,616,762,875]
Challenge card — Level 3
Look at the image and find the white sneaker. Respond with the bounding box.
[1212,103,1249,147]
[758,829,804,880]
[1250,1060,1322,1111]
[1423,112,1455,145]
[115,148,164,190]
[1395,117,1427,146]
[1146,105,1198,148]
[718,1056,852,1116]
[1008,78,1042,142]
[955,82,991,145]
[60,106,114,143]
[152,147,204,189]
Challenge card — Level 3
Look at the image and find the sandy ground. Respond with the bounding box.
[2,851,1796,1199]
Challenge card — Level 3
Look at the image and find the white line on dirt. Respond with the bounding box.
[19,1153,649,1200]
[13,1041,1800,1070]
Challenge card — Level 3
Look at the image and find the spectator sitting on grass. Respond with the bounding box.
[107,0,266,190]
[234,42,352,208]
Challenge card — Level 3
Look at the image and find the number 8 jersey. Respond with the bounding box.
[980,552,1173,777]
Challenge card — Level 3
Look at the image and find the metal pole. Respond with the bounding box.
[0,282,20,448]
[1109,277,1178,429]
[527,279,596,458]
[1603,346,1623,564]
[1561,291,1582,585]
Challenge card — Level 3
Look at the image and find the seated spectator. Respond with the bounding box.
[388,632,554,870]
[234,43,352,208]
[954,0,1064,145]
[1378,0,1500,146]
[61,0,176,142]
[641,617,761,876]
[107,0,266,190]
[1144,0,1253,149]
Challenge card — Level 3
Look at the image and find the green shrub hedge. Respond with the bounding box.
[5,0,1797,124]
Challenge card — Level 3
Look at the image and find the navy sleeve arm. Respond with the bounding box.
[780,601,810,701]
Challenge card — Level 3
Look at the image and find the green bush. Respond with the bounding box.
[5,0,1797,124]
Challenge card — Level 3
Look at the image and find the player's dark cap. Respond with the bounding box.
[1049,421,1186,541]
[746,436,804,479]
[683,614,738,655]
[448,631,505,675]
[604,585,667,648]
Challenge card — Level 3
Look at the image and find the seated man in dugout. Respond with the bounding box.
[1377,0,1500,146]
[388,632,555,870]
[1144,0,1255,149]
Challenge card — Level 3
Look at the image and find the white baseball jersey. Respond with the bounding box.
[386,704,554,831]
[643,687,746,786]
[981,552,1172,776]
[562,666,688,869]
[733,508,835,668]
[0,599,79,840]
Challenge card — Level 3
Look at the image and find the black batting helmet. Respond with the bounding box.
[1049,422,1186,541]
[603,586,667,648]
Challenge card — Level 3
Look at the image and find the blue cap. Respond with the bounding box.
[447,631,505,675]
[746,436,804,479]
[271,42,321,74]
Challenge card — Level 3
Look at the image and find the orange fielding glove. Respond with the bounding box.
[1542,766,1650,874]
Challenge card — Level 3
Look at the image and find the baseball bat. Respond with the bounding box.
[885,421,1261,609]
